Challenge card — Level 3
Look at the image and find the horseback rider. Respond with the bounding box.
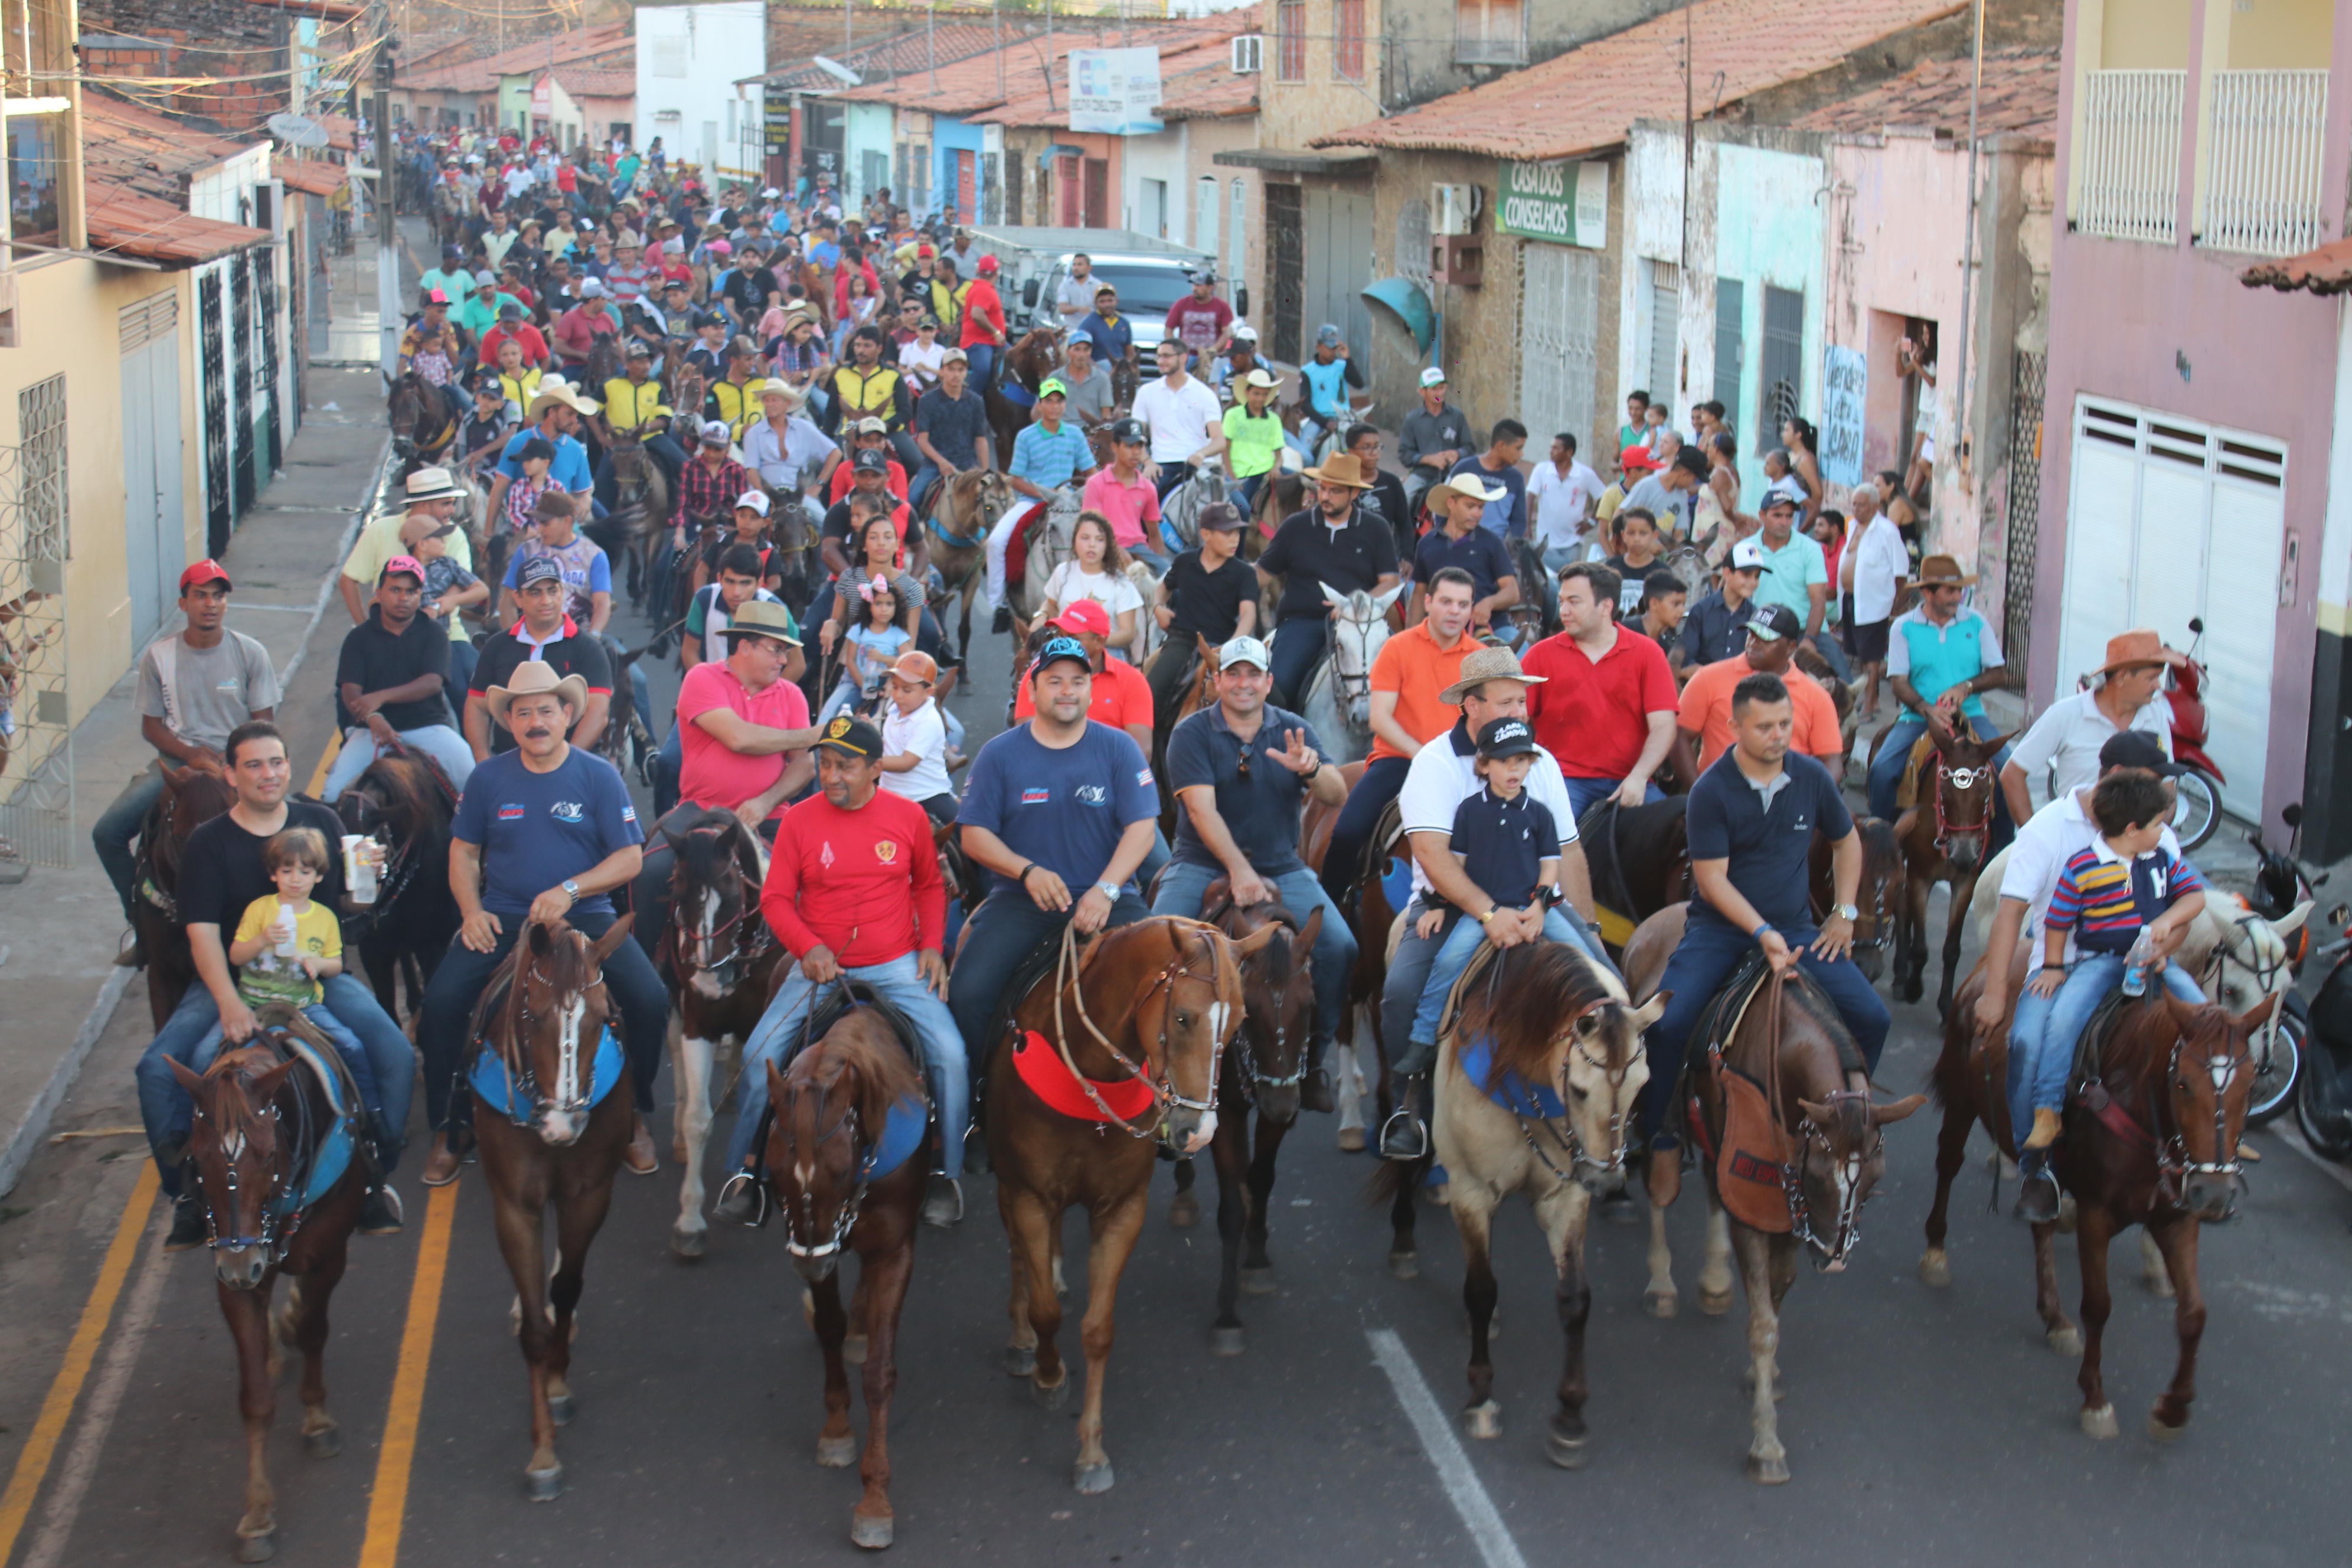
[135,720,411,1247]
[704,336,769,445]
[1521,560,1680,819]
[1144,502,1258,726]
[1637,671,1889,1207]
[1397,366,1471,525]
[743,379,840,499]
[1082,417,1167,573]
[984,378,1097,631]
[1677,604,1845,774]
[485,384,599,538]
[712,713,970,1230]
[1673,535,1770,681]
[1133,338,1227,504]
[1408,474,1518,633]
[821,326,920,477]
[417,661,672,1187]
[908,347,994,515]
[1256,450,1400,713]
[1294,325,1364,456]
[1865,554,2014,842]
[465,556,613,760]
[398,290,468,426]
[319,557,478,799]
[591,340,685,511]
[1151,634,1357,1110]
[1377,646,1606,1159]
[96,560,280,965]
[1999,628,2177,825]
[1222,369,1285,522]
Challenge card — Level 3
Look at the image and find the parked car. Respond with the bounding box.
[962,226,1222,373]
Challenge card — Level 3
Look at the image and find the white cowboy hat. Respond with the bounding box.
[528,383,600,419]
[402,466,466,504]
[482,659,589,731]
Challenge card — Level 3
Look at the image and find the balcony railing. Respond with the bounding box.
[2200,68,2330,257]
[2077,69,2186,244]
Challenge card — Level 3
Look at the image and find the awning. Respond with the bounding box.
[1037,142,1084,167]
[2240,237,2352,297]
[1363,277,1436,355]
[1211,147,1376,176]
[86,190,271,264]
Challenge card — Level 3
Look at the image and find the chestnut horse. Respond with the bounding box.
[923,467,1018,670]
[470,916,639,1501]
[133,762,236,1027]
[1922,958,2264,1443]
[984,326,1066,462]
[1301,767,1403,1155]
[168,1018,370,1560]
[762,998,928,1549]
[987,917,1255,1491]
[1886,720,2009,1017]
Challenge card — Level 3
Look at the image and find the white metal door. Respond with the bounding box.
[1228,179,1247,292]
[119,293,184,645]
[1195,177,1219,264]
[1518,242,1598,452]
[1302,189,1373,357]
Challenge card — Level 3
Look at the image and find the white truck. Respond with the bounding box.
[960,226,1231,369]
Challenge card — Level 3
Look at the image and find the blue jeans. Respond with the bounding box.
[1138,827,1171,901]
[2007,953,2204,1140]
[321,723,477,800]
[1807,632,1853,681]
[1638,916,1890,1142]
[946,889,1149,1065]
[726,951,969,1173]
[1153,462,1194,503]
[1563,775,1664,822]
[94,763,165,925]
[136,972,417,1193]
[1540,540,1587,576]
[1381,899,1611,1076]
[443,635,478,718]
[190,1001,375,1123]
[963,344,995,387]
[909,463,946,515]
[653,721,684,818]
[1318,754,1413,907]
[1129,543,1171,574]
[1268,617,1325,713]
[1868,711,2013,822]
[1151,861,1360,1046]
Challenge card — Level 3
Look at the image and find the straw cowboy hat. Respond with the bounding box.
[528,383,600,419]
[401,466,467,505]
[482,659,589,730]
[2092,628,2184,677]
[1426,473,1505,512]
[1905,553,1978,590]
[1302,451,1376,489]
[717,598,801,646]
[754,377,805,404]
[1439,645,1549,708]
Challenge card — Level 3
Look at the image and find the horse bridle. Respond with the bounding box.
[1760,976,1882,1270]
[1519,1001,1645,1185]
[2202,912,2288,1068]
[190,1056,318,1263]
[1047,922,1231,1139]
[776,1056,881,1266]
[491,947,608,1131]
[1323,605,1381,726]
[1230,916,1309,1102]
[1930,754,1994,860]
[670,841,773,991]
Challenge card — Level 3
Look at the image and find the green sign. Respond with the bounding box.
[1497,160,1608,249]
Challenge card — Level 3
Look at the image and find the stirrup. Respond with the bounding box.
[715,1170,769,1228]
[1378,1106,1429,1161]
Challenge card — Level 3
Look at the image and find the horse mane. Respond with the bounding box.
[1776,966,1870,1077]
[1461,942,1621,1086]
[799,1007,925,1132]
[352,749,444,830]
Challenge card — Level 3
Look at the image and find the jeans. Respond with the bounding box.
[189,1001,375,1123]
[1153,462,1195,504]
[1151,862,1359,1046]
[724,952,968,1172]
[652,721,684,818]
[820,677,876,723]
[1318,754,1413,907]
[1867,711,2015,850]
[414,908,670,1133]
[946,890,1149,1066]
[136,972,417,1193]
[1381,899,1611,1077]
[1562,776,1664,822]
[1128,543,1171,574]
[1638,916,1890,1141]
[963,344,995,387]
[1233,474,1264,520]
[909,463,948,516]
[443,636,479,718]
[1540,540,1587,576]
[2007,953,2205,1141]
[1268,617,1326,713]
[321,723,478,800]
[94,763,165,925]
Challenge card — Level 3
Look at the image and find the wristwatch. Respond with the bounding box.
[1096,882,1121,901]
[561,878,582,903]
[1831,903,1860,922]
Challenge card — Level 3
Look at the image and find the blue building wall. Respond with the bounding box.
[1713,142,1827,501]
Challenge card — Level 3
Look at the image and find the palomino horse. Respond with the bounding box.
[1921,960,2265,1442]
[762,998,929,1549]
[656,809,786,1259]
[334,747,460,1021]
[988,918,1256,1492]
[1387,941,1661,1466]
[168,1018,371,1561]
[1886,719,2009,1017]
[1298,583,1402,765]
[1621,902,1925,1482]
[470,916,641,1500]
[923,468,1017,669]
[133,762,236,1027]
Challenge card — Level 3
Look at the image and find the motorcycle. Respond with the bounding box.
[2239,803,2331,1126]
[2295,929,2352,1160]
[2166,618,2226,851]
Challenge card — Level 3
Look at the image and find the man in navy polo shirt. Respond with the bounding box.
[1638,670,1887,1206]
[1409,473,1518,635]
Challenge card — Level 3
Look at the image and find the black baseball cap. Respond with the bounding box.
[811,713,884,757]
[1747,603,1805,643]
[1475,717,1538,760]
[853,449,889,475]
[1027,635,1092,684]
[515,555,565,589]
[2098,730,2189,779]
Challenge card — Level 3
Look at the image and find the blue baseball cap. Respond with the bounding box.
[1027,635,1092,684]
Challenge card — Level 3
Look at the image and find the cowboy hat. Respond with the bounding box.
[754,377,805,402]
[401,466,467,504]
[1438,645,1549,708]
[717,598,801,646]
[2092,628,2184,677]
[528,383,600,419]
[1302,451,1376,489]
[1905,553,1978,589]
[1427,473,1505,511]
[482,659,588,730]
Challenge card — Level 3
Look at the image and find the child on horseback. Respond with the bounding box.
[1408,718,1561,1046]
[2013,769,2209,1220]
[822,576,909,722]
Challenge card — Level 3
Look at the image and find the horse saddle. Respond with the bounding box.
[1684,952,1798,1233]
[1891,731,1940,812]
[1002,501,1051,588]
[249,1005,362,1213]
[2063,984,2154,1151]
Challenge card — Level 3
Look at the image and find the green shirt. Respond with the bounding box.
[459,289,524,339]
[1223,404,1285,479]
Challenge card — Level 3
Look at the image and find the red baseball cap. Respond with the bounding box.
[1051,600,1110,637]
[1618,443,1661,475]
[975,253,999,276]
[179,559,233,592]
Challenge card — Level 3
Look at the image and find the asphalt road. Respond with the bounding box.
[5,535,2352,1568]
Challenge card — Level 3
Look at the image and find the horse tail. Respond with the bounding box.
[1364,1150,1432,1210]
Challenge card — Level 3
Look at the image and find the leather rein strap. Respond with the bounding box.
[1046,920,1227,1138]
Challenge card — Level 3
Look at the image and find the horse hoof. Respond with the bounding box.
[1210,1326,1245,1357]
[2080,1404,2119,1440]
[303,1425,342,1459]
[2147,1409,2187,1445]
[1239,1266,1276,1296]
[1643,1286,1678,1319]
[1918,1250,1951,1288]
[1337,1126,1366,1153]
[1003,1345,1037,1378]
[524,1463,566,1501]
[546,1393,575,1428]
[1073,1461,1115,1495]
[844,1334,868,1366]
[1389,1250,1419,1282]
[1747,1452,1791,1485]
[2047,1326,2082,1357]
[671,1227,707,1261]
[1462,1401,1502,1440]
[1168,1192,1200,1229]
[1697,1285,1735,1317]
[1544,1423,1589,1470]
[1032,1374,1071,1412]
[235,1530,276,1563]
[850,1511,896,1550]
[816,1433,857,1468]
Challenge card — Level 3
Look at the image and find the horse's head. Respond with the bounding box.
[2156,995,2270,1221]
[764,1008,924,1282]
[1204,884,1319,1126]
[1319,582,1402,727]
[1924,723,2007,875]
[1847,817,1905,982]
[2199,897,2308,1075]
[500,917,634,1146]
[1789,1032,1927,1270]
[1118,920,1249,1156]
[662,811,766,1000]
[168,1041,304,1289]
[933,819,986,911]
[1471,945,1661,1194]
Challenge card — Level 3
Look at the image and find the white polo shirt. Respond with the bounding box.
[2004,687,2172,812]
[1528,459,1606,551]
[1998,786,2183,965]
[1397,720,1579,898]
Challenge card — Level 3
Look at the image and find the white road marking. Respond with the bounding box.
[1365,1328,1529,1568]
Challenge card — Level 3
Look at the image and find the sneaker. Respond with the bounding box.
[1378,1072,1430,1161]
[714,1170,767,1227]
[164,1190,208,1252]
[359,1184,406,1236]
[2013,1151,2059,1223]
[991,603,1012,635]
[921,1174,963,1229]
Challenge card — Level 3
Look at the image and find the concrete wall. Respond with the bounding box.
[636,2,767,174]
[846,102,896,208]
[1181,117,1263,315]
[1123,122,1192,241]
[1711,137,1828,499]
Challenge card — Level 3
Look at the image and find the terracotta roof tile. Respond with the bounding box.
[753,23,1031,90]
[273,158,347,196]
[2240,237,2352,296]
[1794,45,2059,138]
[1309,0,1964,159]
[83,92,260,203]
[548,66,636,98]
[87,188,270,263]
[841,12,1250,117]
[393,22,631,94]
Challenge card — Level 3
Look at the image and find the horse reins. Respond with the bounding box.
[1760,973,1878,1270]
[2084,1018,2246,1211]
[670,834,774,989]
[191,1051,321,1263]
[776,1043,885,1266]
[1047,921,1230,1139]
[1929,754,1993,861]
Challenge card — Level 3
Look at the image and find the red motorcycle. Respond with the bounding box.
[2165,617,2224,850]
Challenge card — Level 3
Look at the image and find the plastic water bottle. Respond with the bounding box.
[342,834,378,906]
[274,901,301,959]
[2122,929,2155,998]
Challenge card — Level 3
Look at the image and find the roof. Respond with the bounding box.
[393,22,631,94]
[1309,0,1965,160]
[315,113,358,152]
[274,158,347,196]
[87,188,271,263]
[753,22,1028,92]
[1794,45,2059,139]
[838,14,1246,118]
[545,65,636,98]
[2240,237,2352,296]
[82,92,261,203]
[971,31,1258,128]
[766,1,1010,74]
[244,0,364,20]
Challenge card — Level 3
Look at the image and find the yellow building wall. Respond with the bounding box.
[2227,0,2333,67]
[2099,0,2194,68]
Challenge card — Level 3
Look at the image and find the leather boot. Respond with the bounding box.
[420,1130,469,1188]
[1378,1073,1430,1161]
[1300,1037,1335,1115]
[2022,1106,2063,1151]
[623,1113,659,1175]
[164,1182,208,1252]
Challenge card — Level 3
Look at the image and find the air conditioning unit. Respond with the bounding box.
[1431,183,1482,236]
[1231,34,1263,74]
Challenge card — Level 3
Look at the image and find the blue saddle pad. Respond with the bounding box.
[276,1119,355,1214]
[998,380,1037,410]
[864,1094,930,1181]
[468,1027,626,1123]
[1456,1033,1566,1120]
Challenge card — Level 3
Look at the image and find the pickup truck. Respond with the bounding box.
[961,226,1232,368]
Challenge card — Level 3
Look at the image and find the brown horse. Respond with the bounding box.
[1298,760,1402,1155]
[386,370,460,473]
[1621,902,1924,1482]
[925,467,1017,668]
[599,430,672,605]
[1148,635,1224,837]
[762,1001,928,1549]
[984,326,1066,462]
[168,1019,370,1560]
[1887,719,2009,1016]
[133,762,237,1027]
[988,917,1256,1491]
[1247,470,1305,560]
[1808,815,1905,986]
[471,916,640,1500]
[1922,957,2263,1442]
[1577,795,1692,956]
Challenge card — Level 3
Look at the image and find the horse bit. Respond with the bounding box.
[1050,923,1229,1139]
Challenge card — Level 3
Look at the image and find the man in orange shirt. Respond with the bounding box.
[1677,604,1845,774]
[1318,566,1480,906]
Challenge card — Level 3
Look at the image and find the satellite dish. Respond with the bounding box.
[811,55,863,86]
[269,112,332,149]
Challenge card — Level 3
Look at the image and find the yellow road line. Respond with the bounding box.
[357,1181,458,1568]
[0,1162,159,1567]
[306,730,344,799]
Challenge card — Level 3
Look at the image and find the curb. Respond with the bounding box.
[0,436,398,1197]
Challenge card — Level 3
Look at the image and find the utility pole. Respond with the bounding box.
[372,2,400,380]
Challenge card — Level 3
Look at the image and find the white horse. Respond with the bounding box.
[1300,582,1401,763]
[1159,456,1230,556]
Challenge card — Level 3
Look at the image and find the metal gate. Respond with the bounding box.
[1647,260,1678,404]
[257,247,282,474]
[1518,243,1599,455]
[1758,285,1804,449]
[230,251,257,514]
[1712,277,1743,410]
[2000,349,2045,691]
[1267,182,1304,364]
[200,268,231,558]
[0,376,74,870]
[1301,188,1372,362]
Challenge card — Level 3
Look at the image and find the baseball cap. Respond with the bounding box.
[700,419,732,446]
[1619,443,1661,475]
[887,651,940,685]
[579,277,607,298]
[2098,730,2190,779]
[380,555,426,584]
[1195,502,1244,533]
[496,300,524,319]
[1231,323,1259,342]
[853,416,888,435]
[1747,603,1804,643]
[733,489,770,515]
[1419,366,1448,387]
[1217,635,1272,673]
[1027,635,1093,683]
[424,288,450,305]
[1474,717,1538,760]
[975,254,999,275]
[1315,323,1341,346]
[1051,600,1111,638]
[1759,478,1805,511]
[442,243,463,261]
[812,713,886,757]
[853,449,890,475]
[940,347,969,365]
[1037,377,1070,399]
[1727,537,1775,573]
[179,559,233,593]
[515,554,566,589]
[625,339,655,358]
[1108,416,1147,445]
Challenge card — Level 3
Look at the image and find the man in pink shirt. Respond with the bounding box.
[1080,417,1168,570]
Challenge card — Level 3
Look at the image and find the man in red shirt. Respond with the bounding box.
[714,713,968,1228]
[1011,600,1152,757]
[958,253,1009,387]
[1521,560,1683,820]
[478,300,549,370]
[1163,269,1234,373]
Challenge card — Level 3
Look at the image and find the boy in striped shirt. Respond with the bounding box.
[2014,769,2208,1219]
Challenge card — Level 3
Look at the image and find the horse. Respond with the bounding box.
[1619,901,1925,1481]
[166,1017,371,1561]
[1920,957,2265,1442]
[765,486,820,623]
[334,747,460,1022]
[1297,583,1402,765]
[1808,815,1905,986]
[1159,456,1231,556]
[1576,795,1692,956]
[1374,941,1661,1465]
[988,917,1256,1492]
[762,998,929,1549]
[656,809,788,1260]
[132,762,237,1028]
[469,915,641,1500]
[923,468,1017,669]
[984,325,1066,463]
[386,370,461,475]
[1149,635,1224,837]
[1247,470,1306,560]
[599,430,672,605]
[1300,765,1403,1155]
[1004,488,1082,647]
[1886,718,2009,1016]
[591,641,655,780]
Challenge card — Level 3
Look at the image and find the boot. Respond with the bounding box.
[2014,1148,2059,1223]
[623,1113,659,1175]
[360,1184,406,1236]
[2022,1106,2063,1151]
[714,1168,766,1227]
[1646,1135,1683,1208]
[1378,1072,1430,1161]
[164,1182,208,1252]
[921,1174,963,1229]
[991,603,1012,635]
[1300,1037,1335,1115]
[420,1129,469,1188]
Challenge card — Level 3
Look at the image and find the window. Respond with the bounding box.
[1758,285,1804,451]
[1335,0,1366,80]
[5,110,60,246]
[1276,0,1305,81]
[18,372,66,561]
[1455,0,1524,65]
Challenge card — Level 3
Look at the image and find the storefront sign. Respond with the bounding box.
[763,94,792,156]
[530,73,553,117]
[1069,47,1162,136]
[1497,160,1607,248]
[1821,345,1868,491]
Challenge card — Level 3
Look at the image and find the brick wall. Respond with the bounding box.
[80,0,296,130]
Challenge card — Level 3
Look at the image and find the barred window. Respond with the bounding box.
[18,373,66,561]
[1335,0,1365,80]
